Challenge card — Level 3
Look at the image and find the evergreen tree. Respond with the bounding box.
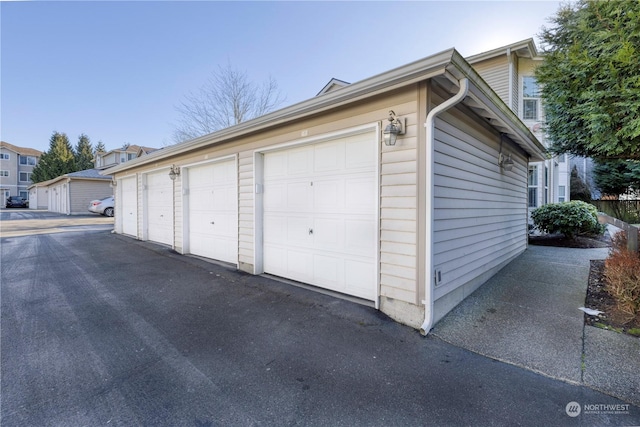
[570,165,592,202]
[31,132,76,183]
[594,160,640,198]
[536,1,640,159]
[94,141,106,155]
[75,133,94,171]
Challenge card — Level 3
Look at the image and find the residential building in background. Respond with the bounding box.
[466,39,571,214]
[0,141,42,206]
[94,144,158,170]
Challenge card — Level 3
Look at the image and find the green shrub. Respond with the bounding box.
[531,201,604,239]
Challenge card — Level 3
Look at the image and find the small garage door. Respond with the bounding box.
[263,132,377,300]
[146,170,173,246]
[120,176,138,237]
[186,159,238,264]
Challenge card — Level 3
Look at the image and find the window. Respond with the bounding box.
[0,153,9,160]
[558,154,566,163]
[522,76,540,121]
[128,153,136,160]
[19,191,28,199]
[558,186,566,202]
[19,172,32,182]
[528,166,538,208]
[19,156,37,166]
[0,171,9,177]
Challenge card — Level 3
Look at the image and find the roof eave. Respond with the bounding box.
[466,38,539,64]
[103,49,457,175]
[446,51,546,161]
[104,46,545,175]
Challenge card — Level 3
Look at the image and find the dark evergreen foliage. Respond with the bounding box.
[536,1,640,160]
[75,134,94,171]
[594,159,640,197]
[31,132,76,183]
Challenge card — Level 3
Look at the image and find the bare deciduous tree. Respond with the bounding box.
[172,62,284,143]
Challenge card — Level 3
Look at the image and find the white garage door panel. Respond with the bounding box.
[146,171,173,246]
[345,177,376,213]
[187,160,237,264]
[263,132,377,301]
[121,176,138,236]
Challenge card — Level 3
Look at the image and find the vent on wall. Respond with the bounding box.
[434,269,443,286]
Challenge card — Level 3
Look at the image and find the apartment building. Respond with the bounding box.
[0,141,42,206]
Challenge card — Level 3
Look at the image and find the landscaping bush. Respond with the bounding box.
[530,201,604,239]
[605,232,640,326]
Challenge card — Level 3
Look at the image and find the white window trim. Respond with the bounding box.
[521,76,541,121]
[528,165,538,208]
[19,156,37,166]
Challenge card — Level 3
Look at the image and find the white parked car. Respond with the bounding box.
[88,196,114,217]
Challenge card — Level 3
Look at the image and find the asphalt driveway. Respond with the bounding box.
[2,216,639,426]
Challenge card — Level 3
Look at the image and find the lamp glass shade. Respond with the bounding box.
[383,123,398,146]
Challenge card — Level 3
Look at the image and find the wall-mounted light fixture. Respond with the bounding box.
[498,152,514,172]
[110,177,117,187]
[383,110,406,146]
[498,134,514,172]
[169,164,181,181]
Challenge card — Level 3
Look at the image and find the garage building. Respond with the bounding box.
[105,49,546,333]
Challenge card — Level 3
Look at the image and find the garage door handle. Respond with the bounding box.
[211,221,215,225]
[309,228,313,235]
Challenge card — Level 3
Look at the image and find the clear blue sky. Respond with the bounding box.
[2,1,561,153]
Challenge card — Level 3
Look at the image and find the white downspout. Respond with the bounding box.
[420,77,469,336]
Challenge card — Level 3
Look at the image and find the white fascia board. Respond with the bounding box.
[465,38,538,63]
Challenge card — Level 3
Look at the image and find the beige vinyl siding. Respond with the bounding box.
[69,180,111,215]
[511,60,519,114]
[379,103,419,304]
[432,102,527,317]
[471,56,510,107]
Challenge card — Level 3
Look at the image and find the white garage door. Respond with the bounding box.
[146,170,173,246]
[120,176,138,237]
[263,132,377,300]
[187,160,238,264]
